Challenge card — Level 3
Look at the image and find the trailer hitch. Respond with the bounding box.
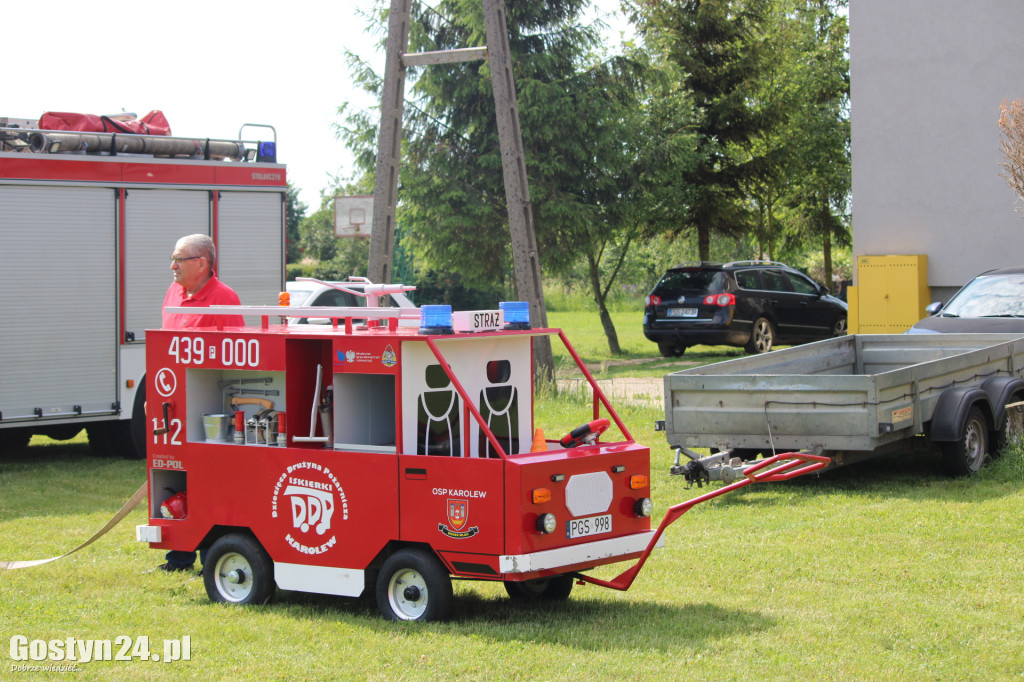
[574,452,829,592]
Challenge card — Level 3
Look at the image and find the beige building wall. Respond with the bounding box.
[850,0,1024,303]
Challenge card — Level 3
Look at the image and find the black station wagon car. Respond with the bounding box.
[642,261,848,356]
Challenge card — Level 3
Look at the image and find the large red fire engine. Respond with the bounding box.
[135,283,826,621]
[0,113,286,457]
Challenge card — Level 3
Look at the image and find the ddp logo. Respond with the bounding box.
[271,461,349,555]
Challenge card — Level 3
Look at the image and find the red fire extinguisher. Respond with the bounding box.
[160,491,187,519]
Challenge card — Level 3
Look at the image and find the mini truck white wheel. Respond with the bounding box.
[204,534,275,605]
[376,549,453,622]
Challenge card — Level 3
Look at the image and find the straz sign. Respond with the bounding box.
[439,498,479,539]
[452,310,503,333]
[271,461,349,555]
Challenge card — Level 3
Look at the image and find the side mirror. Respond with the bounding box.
[925,301,943,316]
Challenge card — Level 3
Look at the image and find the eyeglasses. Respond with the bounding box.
[170,256,202,265]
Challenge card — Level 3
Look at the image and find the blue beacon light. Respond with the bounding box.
[500,301,531,330]
[419,305,454,335]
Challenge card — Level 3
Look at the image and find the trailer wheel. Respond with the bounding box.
[204,534,275,605]
[376,549,452,622]
[746,317,775,354]
[942,406,989,476]
[504,574,574,602]
[995,392,1024,454]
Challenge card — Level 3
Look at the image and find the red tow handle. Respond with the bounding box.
[575,452,830,592]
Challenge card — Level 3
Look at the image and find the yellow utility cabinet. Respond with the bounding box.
[851,255,930,334]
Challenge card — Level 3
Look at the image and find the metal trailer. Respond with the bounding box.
[0,119,287,457]
[659,333,1024,480]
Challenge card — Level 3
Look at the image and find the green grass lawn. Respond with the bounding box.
[2,423,1023,680]
[547,310,746,379]
[2,312,1023,680]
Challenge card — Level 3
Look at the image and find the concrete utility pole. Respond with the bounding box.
[481,0,553,379]
[367,0,554,380]
[367,0,412,287]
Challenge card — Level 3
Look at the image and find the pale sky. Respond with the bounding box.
[4,0,633,211]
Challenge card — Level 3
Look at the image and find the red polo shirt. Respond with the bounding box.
[162,273,246,329]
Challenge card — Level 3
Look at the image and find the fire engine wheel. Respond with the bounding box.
[376,549,453,622]
[204,534,275,606]
[0,427,32,453]
[746,317,775,354]
[504,574,574,602]
[942,406,989,477]
[106,378,146,459]
[86,423,115,456]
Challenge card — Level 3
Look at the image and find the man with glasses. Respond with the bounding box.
[159,234,243,571]
[162,234,245,329]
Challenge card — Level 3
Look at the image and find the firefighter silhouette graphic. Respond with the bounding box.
[417,364,460,456]
[478,360,518,457]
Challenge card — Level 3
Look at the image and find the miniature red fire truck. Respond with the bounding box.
[136,281,826,621]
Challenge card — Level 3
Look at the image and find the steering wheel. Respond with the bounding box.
[559,419,610,448]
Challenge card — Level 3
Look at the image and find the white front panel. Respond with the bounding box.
[401,336,533,457]
[0,185,117,419]
[499,531,664,574]
[125,189,210,341]
[274,561,365,597]
[216,191,284,312]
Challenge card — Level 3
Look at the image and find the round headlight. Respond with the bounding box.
[634,497,653,518]
[536,513,557,534]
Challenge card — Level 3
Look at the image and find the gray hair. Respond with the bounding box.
[176,234,216,265]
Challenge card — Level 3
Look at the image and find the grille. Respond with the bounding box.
[564,472,613,517]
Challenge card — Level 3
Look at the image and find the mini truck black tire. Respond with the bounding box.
[204,534,276,605]
[376,548,453,622]
[504,574,575,601]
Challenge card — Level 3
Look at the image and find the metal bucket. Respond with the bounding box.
[203,414,230,442]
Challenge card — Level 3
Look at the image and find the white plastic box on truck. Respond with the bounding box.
[0,117,286,457]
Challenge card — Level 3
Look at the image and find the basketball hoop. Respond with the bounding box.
[334,195,374,238]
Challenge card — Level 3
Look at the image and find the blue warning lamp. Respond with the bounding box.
[257,141,277,163]
[500,301,531,330]
[419,305,454,335]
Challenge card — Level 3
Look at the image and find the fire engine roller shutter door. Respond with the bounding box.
[124,189,210,341]
[216,191,285,311]
[0,185,117,418]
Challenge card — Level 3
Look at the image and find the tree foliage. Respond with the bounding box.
[630,0,849,280]
[342,0,650,353]
[331,0,851,329]
[285,183,307,264]
[999,98,1024,208]
[633,0,775,261]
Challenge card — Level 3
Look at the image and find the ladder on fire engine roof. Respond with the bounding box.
[367,0,554,378]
